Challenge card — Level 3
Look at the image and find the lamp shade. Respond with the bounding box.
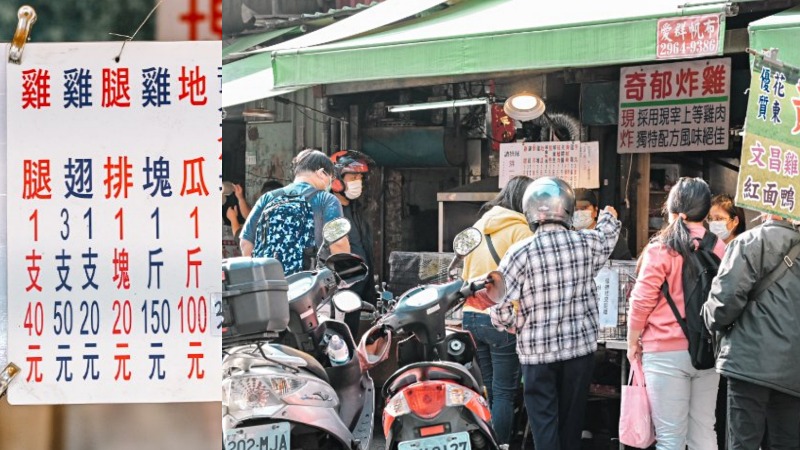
[503,93,546,121]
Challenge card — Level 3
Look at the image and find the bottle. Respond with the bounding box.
[326,334,349,366]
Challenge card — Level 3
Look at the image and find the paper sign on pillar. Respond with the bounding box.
[5,41,222,404]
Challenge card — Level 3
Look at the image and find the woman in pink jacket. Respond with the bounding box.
[627,177,725,450]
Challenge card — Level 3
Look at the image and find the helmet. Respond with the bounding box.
[330,150,373,193]
[522,177,575,229]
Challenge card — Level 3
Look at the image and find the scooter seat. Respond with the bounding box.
[270,343,330,384]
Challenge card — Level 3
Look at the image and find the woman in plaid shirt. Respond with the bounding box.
[490,177,620,450]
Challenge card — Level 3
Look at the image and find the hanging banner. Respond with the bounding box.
[735,56,800,222]
[656,14,723,60]
[499,141,599,190]
[6,42,222,404]
[618,58,731,153]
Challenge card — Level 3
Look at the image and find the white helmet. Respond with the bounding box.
[522,177,575,229]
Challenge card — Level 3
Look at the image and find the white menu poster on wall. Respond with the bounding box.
[6,42,222,404]
[499,141,600,189]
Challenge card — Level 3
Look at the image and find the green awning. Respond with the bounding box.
[271,0,731,88]
[223,0,450,107]
[749,5,800,67]
[222,26,303,59]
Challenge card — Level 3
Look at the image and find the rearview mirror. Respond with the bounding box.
[323,218,351,244]
[453,227,482,257]
[332,290,362,313]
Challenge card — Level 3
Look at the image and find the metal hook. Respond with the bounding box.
[9,5,37,65]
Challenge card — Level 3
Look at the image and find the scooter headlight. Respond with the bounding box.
[226,375,283,411]
[282,377,339,408]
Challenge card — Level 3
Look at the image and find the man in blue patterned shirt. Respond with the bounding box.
[490,177,619,450]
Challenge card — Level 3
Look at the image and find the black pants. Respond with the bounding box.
[728,377,800,450]
[521,352,595,450]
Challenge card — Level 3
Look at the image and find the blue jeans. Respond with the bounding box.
[462,312,520,445]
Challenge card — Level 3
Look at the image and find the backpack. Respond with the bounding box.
[660,232,721,370]
[252,188,320,276]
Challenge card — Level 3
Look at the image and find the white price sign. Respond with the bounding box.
[6,42,222,404]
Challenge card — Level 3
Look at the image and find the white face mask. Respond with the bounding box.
[344,179,363,200]
[573,210,594,230]
[708,220,731,241]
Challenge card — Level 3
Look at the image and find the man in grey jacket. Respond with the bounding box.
[703,215,800,450]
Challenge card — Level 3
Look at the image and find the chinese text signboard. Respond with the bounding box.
[736,56,800,222]
[618,58,731,154]
[499,141,599,189]
[156,0,222,41]
[6,42,222,404]
[656,14,723,60]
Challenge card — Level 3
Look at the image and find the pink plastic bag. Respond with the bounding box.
[619,360,656,448]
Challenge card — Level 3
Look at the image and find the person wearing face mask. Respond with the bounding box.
[708,194,747,245]
[239,148,350,260]
[705,193,747,449]
[330,150,376,337]
[574,189,633,260]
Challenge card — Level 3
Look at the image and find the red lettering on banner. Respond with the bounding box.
[702,65,727,95]
[624,73,646,101]
[113,248,131,290]
[180,0,206,41]
[210,0,222,38]
[186,247,202,288]
[26,249,43,292]
[104,156,134,199]
[21,69,51,109]
[181,157,210,196]
[676,68,699,97]
[649,70,673,99]
[179,66,208,106]
[23,159,53,199]
[114,343,132,381]
[26,344,43,382]
[187,341,205,379]
[102,68,131,108]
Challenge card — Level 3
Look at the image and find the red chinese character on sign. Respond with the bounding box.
[768,146,783,174]
[624,72,647,101]
[23,159,52,199]
[25,249,42,292]
[621,109,635,127]
[792,80,800,135]
[784,150,799,178]
[104,156,133,199]
[102,68,131,107]
[677,68,699,97]
[210,0,222,38]
[650,70,673,99]
[702,64,727,95]
[179,66,208,105]
[114,343,131,381]
[187,341,205,379]
[180,0,206,40]
[186,247,202,288]
[21,69,51,109]
[181,157,210,196]
[113,248,131,290]
[619,130,633,148]
[748,141,767,168]
[26,344,43,382]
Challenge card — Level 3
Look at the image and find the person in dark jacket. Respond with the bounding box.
[702,215,800,450]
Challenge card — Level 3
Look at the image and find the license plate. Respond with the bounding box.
[224,422,290,450]
[398,431,471,450]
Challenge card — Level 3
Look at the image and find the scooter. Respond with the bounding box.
[222,218,377,450]
[358,228,507,450]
